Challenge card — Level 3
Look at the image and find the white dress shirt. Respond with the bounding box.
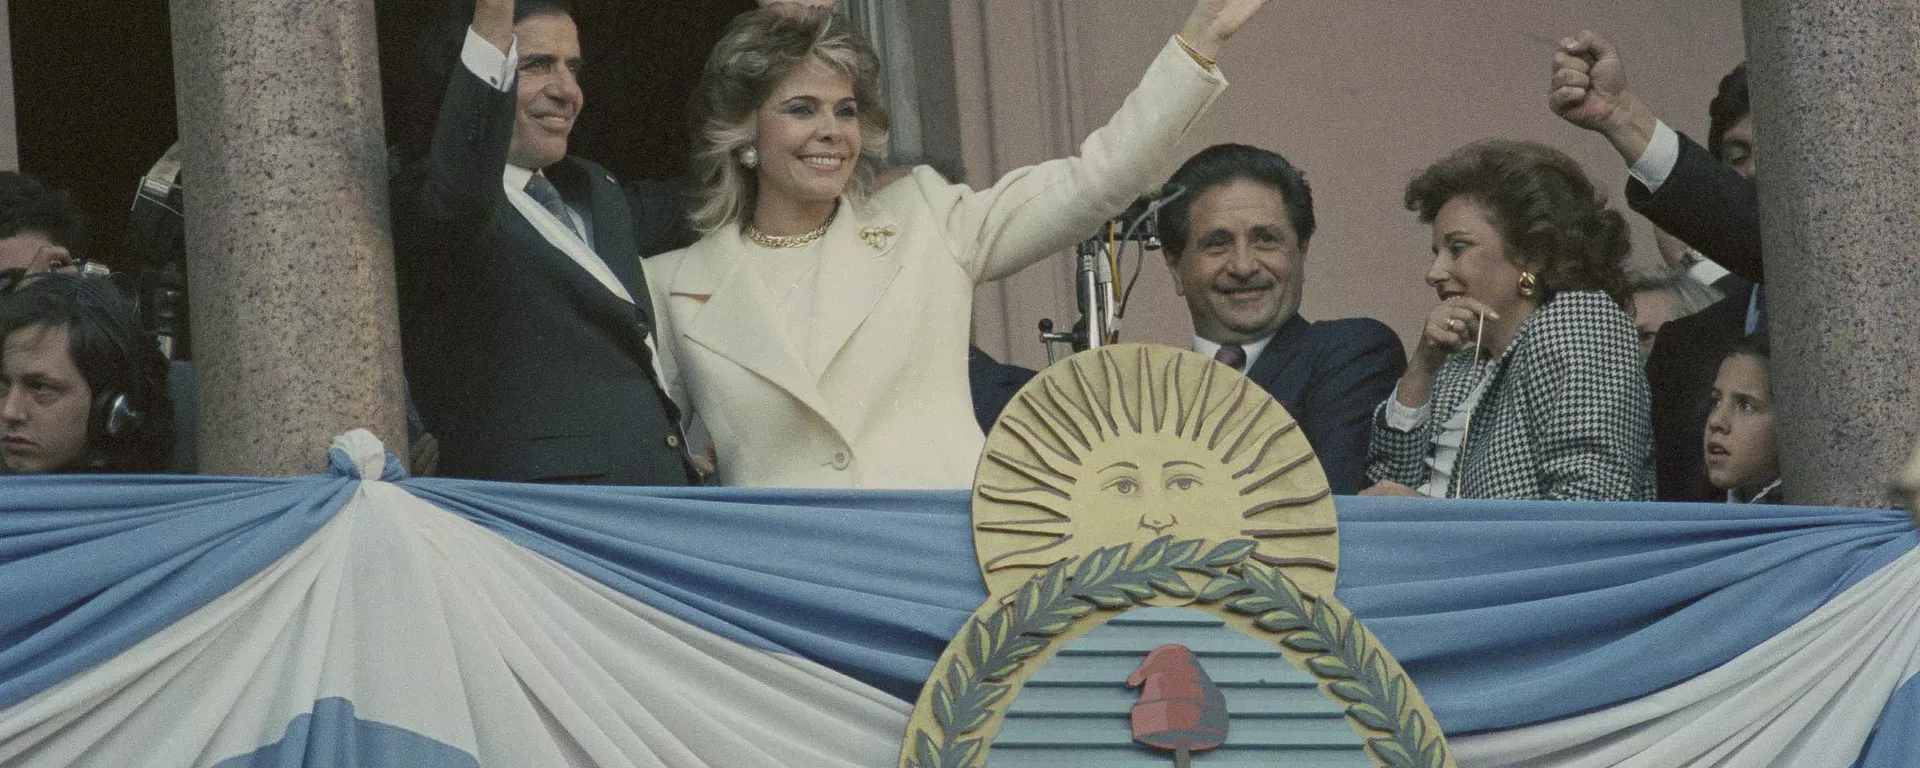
[1384,370,1494,498]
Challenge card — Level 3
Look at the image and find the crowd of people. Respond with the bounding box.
[2,0,1791,505]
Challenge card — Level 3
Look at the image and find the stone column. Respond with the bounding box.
[170,0,406,476]
[1741,0,1920,507]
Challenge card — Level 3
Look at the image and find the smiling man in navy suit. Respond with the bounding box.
[1158,144,1405,495]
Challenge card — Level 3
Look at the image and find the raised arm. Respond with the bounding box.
[393,0,522,269]
[1178,0,1269,63]
[1549,30,1763,281]
[474,0,511,52]
[1549,31,1658,166]
[920,0,1267,284]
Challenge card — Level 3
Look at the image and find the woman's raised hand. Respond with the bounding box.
[1180,0,1270,59]
[1417,296,1501,366]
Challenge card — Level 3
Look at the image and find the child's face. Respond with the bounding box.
[1704,354,1779,496]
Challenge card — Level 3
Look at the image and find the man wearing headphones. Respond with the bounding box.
[0,273,174,474]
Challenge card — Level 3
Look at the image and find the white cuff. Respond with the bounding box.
[1686,251,1732,286]
[1384,392,1429,432]
[462,27,518,92]
[1628,120,1680,193]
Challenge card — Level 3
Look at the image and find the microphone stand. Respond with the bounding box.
[1038,238,1116,365]
[1037,189,1177,365]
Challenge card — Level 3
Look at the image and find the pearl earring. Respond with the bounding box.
[739,147,760,169]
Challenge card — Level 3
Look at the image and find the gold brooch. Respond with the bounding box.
[859,225,897,251]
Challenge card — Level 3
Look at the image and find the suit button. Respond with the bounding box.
[666,434,681,448]
[831,451,850,470]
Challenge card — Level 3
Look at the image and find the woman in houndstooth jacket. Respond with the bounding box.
[1364,141,1655,501]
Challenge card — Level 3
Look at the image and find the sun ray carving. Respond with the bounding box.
[1238,450,1318,496]
[1069,357,1120,440]
[982,451,1074,497]
[1219,397,1274,466]
[980,535,1076,572]
[977,486,1073,515]
[1039,376,1098,452]
[1231,421,1301,481]
[971,344,1340,600]
[1242,488,1334,518]
[1135,347,1160,435]
[1180,362,1215,442]
[1008,399,1079,466]
[997,416,1083,477]
[1249,553,1340,571]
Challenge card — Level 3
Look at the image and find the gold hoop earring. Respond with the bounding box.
[1518,271,1539,298]
[739,147,759,169]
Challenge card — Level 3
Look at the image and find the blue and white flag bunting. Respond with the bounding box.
[1,433,1914,766]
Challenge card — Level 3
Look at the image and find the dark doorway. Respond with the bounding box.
[8,0,176,268]
[10,0,752,273]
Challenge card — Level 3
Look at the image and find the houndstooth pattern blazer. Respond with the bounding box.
[1367,291,1656,501]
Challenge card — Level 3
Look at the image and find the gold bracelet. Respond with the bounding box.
[1173,33,1216,70]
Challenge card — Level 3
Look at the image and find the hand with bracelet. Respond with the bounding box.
[1176,0,1269,69]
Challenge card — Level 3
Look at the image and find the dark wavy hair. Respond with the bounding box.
[1708,63,1749,163]
[1157,143,1316,259]
[0,172,89,260]
[1728,329,1769,362]
[1404,140,1631,307]
[686,6,889,234]
[0,273,173,472]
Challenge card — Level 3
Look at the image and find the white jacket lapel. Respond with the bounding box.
[809,200,902,375]
[674,233,838,427]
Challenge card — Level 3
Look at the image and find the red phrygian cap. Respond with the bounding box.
[1127,643,1228,753]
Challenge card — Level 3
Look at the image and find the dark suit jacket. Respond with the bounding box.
[1643,291,1748,501]
[1626,131,1763,501]
[391,65,690,485]
[625,176,698,259]
[968,345,1037,434]
[1246,315,1406,496]
[1627,132,1763,283]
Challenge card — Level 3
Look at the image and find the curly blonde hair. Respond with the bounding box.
[687,7,891,235]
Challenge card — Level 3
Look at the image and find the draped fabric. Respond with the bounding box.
[1,434,1914,766]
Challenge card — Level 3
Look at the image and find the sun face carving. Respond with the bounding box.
[971,344,1339,601]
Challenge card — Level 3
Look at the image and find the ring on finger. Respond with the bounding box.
[1447,318,1463,331]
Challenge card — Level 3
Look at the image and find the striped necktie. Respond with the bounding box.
[524,172,585,244]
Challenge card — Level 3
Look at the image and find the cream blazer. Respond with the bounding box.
[647,38,1226,488]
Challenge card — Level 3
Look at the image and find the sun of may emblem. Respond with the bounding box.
[971,343,1339,600]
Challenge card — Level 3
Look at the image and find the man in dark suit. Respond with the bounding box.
[391,0,692,484]
[1157,144,1406,495]
[968,344,1036,434]
[1552,32,1765,500]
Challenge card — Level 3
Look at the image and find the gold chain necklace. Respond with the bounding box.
[745,207,837,249]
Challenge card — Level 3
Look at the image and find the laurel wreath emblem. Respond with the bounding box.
[906,536,1449,768]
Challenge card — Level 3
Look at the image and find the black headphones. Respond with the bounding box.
[77,277,157,445]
